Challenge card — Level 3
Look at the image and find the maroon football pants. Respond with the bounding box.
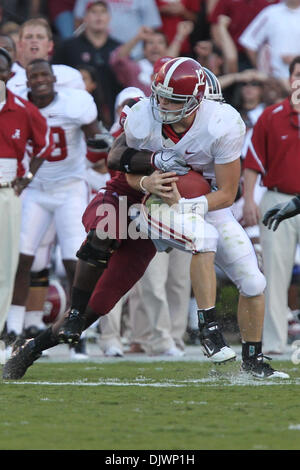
[82,190,156,316]
[89,236,156,315]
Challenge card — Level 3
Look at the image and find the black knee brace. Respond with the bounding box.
[76,230,120,269]
[30,269,50,288]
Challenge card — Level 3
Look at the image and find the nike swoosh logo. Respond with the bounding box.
[185,150,195,155]
[202,344,215,356]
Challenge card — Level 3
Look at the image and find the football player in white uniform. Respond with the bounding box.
[0,19,85,346]
[2,61,288,380]
[4,58,103,349]
[119,58,287,378]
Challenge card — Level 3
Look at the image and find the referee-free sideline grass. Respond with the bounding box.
[0,360,300,450]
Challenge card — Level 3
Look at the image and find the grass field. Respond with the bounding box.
[1,359,300,451]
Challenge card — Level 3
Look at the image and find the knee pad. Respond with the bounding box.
[240,270,266,297]
[30,268,50,288]
[76,230,120,268]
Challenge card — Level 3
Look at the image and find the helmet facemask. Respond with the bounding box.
[151,81,200,124]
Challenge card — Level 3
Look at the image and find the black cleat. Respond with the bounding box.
[241,353,289,379]
[2,339,41,380]
[199,322,236,363]
[57,309,86,345]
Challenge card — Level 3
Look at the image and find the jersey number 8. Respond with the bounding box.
[47,127,67,162]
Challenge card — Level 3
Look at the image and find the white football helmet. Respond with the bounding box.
[151,57,206,124]
[203,67,224,102]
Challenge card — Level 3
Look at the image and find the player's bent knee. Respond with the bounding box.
[240,271,266,297]
[76,230,120,269]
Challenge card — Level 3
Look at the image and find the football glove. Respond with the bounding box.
[87,132,114,153]
[262,196,300,231]
[151,148,189,175]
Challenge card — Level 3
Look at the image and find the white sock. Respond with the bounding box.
[24,310,46,330]
[6,305,26,335]
[188,297,198,330]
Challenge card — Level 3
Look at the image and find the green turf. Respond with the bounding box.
[1,360,300,450]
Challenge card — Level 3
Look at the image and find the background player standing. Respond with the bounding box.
[0,48,54,339]
[4,58,104,353]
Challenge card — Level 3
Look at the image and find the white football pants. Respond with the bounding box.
[20,180,88,260]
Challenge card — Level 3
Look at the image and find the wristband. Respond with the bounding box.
[139,175,148,193]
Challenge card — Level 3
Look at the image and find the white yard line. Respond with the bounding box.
[3,377,300,387]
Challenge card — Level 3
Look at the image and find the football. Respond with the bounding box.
[176,170,211,199]
[43,279,67,325]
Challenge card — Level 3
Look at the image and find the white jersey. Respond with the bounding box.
[22,88,97,188]
[124,98,246,185]
[7,62,85,96]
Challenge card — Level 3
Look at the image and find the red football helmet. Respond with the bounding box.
[43,279,67,325]
[151,57,206,124]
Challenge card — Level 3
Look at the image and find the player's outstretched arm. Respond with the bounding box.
[107,133,153,174]
[262,196,300,231]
